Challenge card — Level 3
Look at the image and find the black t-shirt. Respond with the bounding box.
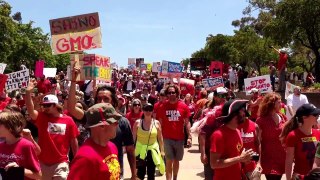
[110,117,134,166]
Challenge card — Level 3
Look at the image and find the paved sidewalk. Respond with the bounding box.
[122,135,284,180]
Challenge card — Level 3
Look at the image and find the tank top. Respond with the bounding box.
[137,119,157,145]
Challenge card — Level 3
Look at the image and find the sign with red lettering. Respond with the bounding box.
[70,54,111,81]
[210,61,223,78]
[49,12,101,54]
[244,75,272,95]
[0,74,8,93]
[5,69,30,91]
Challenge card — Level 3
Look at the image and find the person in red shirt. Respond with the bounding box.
[210,99,255,180]
[248,88,263,122]
[0,89,11,111]
[271,46,288,92]
[156,84,191,180]
[125,99,143,129]
[0,111,41,180]
[68,103,121,180]
[36,75,52,94]
[256,92,287,180]
[26,80,79,180]
[153,89,167,120]
[279,104,320,179]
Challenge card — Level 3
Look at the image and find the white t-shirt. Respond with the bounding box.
[287,94,309,115]
[126,81,133,91]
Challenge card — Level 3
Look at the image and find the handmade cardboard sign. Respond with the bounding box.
[50,12,101,54]
[5,69,30,91]
[244,75,272,95]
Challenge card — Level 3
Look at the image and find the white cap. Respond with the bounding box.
[41,94,59,104]
[249,88,259,94]
[128,75,133,79]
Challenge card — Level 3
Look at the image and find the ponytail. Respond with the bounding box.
[280,115,302,143]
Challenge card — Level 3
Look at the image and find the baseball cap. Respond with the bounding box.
[85,103,122,128]
[41,95,59,104]
[295,104,320,117]
[249,88,259,94]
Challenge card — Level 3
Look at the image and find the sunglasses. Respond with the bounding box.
[167,92,176,95]
[133,104,141,107]
[143,108,153,112]
[42,104,54,108]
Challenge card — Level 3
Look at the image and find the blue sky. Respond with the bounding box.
[8,0,248,67]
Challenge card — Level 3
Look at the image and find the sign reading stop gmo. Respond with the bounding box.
[49,12,102,54]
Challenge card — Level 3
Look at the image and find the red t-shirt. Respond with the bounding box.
[0,138,41,180]
[35,112,79,165]
[158,100,190,140]
[277,53,288,71]
[125,111,143,129]
[210,125,243,180]
[68,138,120,180]
[0,97,11,110]
[37,79,52,94]
[286,129,320,175]
[237,119,258,172]
[256,114,287,175]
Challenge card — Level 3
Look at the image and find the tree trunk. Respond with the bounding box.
[314,49,320,82]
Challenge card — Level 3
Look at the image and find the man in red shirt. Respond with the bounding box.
[68,103,121,180]
[26,80,79,180]
[210,100,254,180]
[156,84,191,180]
[37,75,52,94]
[272,46,288,92]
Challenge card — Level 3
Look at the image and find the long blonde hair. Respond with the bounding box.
[258,92,281,117]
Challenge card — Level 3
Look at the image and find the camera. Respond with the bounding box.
[251,153,260,162]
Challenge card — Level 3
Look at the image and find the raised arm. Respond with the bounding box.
[25,79,39,120]
[68,66,85,120]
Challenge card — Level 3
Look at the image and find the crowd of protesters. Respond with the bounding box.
[1,56,320,180]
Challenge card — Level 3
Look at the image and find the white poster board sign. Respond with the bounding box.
[0,63,7,74]
[43,68,57,78]
[6,69,30,91]
[244,75,272,95]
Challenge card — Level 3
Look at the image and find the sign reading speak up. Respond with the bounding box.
[49,12,102,54]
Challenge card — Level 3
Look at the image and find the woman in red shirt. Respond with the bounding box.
[256,93,287,180]
[125,99,143,129]
[280,104,320,179]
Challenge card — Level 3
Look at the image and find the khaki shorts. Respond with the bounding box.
[164,139,184,161]
[40,162,69,180]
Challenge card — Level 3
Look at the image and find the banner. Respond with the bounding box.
[0,63,6,74]
[43,68,57,78]
[136,58,144,68]
[202,76,224,90]
[152,62,161,72]
[210,61,223,78]
[244,75,272,95]
[180,78,195,95]
[140,64,147,71]
[35,60,45,77]
[49,12,101,54]
[128,58,136,70]
[5,69,30,91]
[0,74,8,93]
[190,58,207,70]
[285,81,299,99]
[147,63,152,71]
[70,54,111,81]
[160,60,183,78]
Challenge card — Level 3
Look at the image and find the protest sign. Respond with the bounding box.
[152,62,161,72]
[244,75,272,95]
[147,63,152,71]
[43,68,57,78]
[35,60,45,77]
[202,76,224,90]
[0,74,8,93]
[140,64,147,71]
[161,60,183,78]
[70,54,111,81]
[210,61,223,78]
[5,69,30,91]
[0,63,6,74]
[128,58,136,70]
[49,12,101,54]
[180,78,195,95]
[285,81,299,99]
[136,58,144,68]
[190,58,207,70]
